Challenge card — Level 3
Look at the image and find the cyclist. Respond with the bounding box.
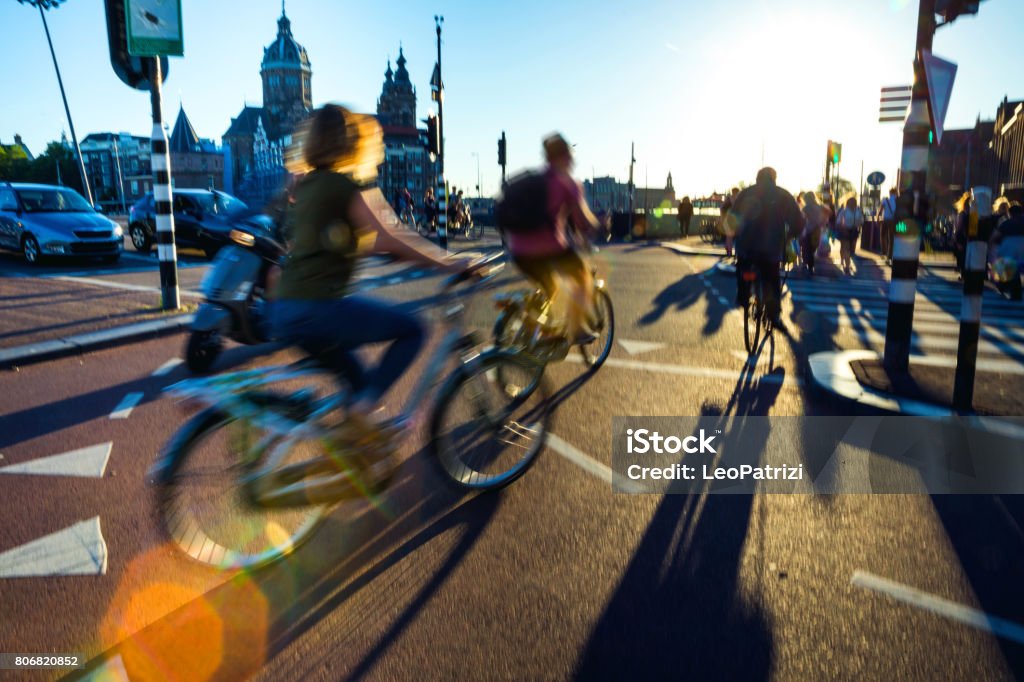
[727,167,804,324]
[269,104,473,452]
[505,133,600,344]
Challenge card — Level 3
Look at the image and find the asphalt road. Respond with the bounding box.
[1,244,1022,681]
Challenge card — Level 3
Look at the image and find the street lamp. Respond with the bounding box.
[17,0,93,205]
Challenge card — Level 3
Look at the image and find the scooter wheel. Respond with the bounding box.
[186,330,222,373]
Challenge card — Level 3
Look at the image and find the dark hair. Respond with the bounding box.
[1010,202,1023,217]
[303,104,354,169]
[755,168,776,185]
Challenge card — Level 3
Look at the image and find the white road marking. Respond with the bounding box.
[546,433,644,493]
[110,392,144,419]
[564,355,802,387]
[0,517,108,578]
[852,570,1024,645]
[151,358,183,376]
[717,296,731,306]
[49,275,202,298]
[618,338,667,356]
[0,442,111,478]
[82,654,129,682]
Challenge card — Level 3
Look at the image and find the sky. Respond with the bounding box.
[2,0,1022,199]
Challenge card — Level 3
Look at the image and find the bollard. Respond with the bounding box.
[436,177,448,251]
[149,57,179,310]
[952,187,992,412]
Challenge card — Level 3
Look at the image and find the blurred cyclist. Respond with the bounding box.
[727,167,804,323]
[269,104,473,447]
[503,133,600,344]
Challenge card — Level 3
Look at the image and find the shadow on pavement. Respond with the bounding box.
[639,272,728,336]
[574,394,779,680]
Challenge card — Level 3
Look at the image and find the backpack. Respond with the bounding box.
[495,171,549,234]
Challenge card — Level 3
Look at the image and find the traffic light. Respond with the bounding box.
[498,134,506,166]
[104,0,168,90]
[935,0,981,22]
[425,114,440,156]
[827,140,842,165]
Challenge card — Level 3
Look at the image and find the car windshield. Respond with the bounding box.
[187,192,247,216]
[16,188,94,213]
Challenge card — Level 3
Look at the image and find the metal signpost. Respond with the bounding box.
[113,0,183,310]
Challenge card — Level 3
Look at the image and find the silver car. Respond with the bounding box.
[0,182,124,265]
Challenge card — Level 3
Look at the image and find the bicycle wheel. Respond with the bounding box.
[156,398,331,570]
[743,297,762,355]
[579,288,615,370]
[429,350,550,490]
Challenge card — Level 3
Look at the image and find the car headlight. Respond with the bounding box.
[113,225,123,238]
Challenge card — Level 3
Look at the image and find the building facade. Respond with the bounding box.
[223,6,312,207]
[79,132,152,213]
[376,47,435,209]
[168,105,224,191]
[990,97,1024,200]
[584,173,675,213]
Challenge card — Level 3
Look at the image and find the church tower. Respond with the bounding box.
[260,2,312,135]
[376,46,417,128]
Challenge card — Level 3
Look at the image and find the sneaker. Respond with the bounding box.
[573,329,598,345]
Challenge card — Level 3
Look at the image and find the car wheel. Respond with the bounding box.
[130,224,152,253]
[22,235,43,266]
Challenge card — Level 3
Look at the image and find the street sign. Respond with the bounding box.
[125,0,183,57]
[921,49,957,145]
[105,0,169,90]
[879,85,912,123]
[867,171,885,187]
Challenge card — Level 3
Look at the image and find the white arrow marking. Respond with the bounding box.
[617,338,667,356]
[82,654,129,681]
[152,358,183,376]
[0,442,111,478]
[110,392,144,419]
[0,517,107,578]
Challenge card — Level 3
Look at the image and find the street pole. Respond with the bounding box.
[37,2,92,205]
[149,57,180,311]
[113,137,127,215]
[883,0,934,374]
[500,131,507,186]
[434,15,447,251]
[472,151,480,198]
[953,188,991,411]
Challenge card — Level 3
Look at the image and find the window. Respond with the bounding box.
[0,188,17,211]
[131,181,139,195]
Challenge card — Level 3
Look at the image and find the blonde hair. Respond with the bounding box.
[285,104,384,183]
[954,192,971,213]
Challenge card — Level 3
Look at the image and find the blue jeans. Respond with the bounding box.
[269,296,426,404]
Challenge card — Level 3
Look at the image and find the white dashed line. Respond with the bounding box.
[563,355,802,387]
[546,433,644,493]
[152,358,183,376]
[852,570,1024,645]
[110,392,144,419]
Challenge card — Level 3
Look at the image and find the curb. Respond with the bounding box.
[0,314,195,370]
[806,350,951,416]
[658,241,728,257]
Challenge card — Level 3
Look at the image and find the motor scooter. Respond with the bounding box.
[185,214,286,372]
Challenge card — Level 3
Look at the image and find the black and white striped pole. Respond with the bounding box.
[953,188,992,412]
[883,0,934,374]
[149,57,179,310]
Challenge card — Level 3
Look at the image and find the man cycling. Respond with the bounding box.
[726,167,804,324]
[504,133,600,344]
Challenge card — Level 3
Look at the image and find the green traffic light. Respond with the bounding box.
[928,130,934,144]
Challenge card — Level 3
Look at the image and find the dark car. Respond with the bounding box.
[0,182,123,265]
[128,189,249,258]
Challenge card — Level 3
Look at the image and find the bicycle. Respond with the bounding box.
[151,252,551,570]
[399,205,417,231]
[492,251,615,375]
[740,261,784,355]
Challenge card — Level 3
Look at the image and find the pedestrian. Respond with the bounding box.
[834,195,864,275]
[989,202,1024,300]
[677,196,693,238]
[878,187,897,264]
[994,196,1011,227]
[952,191,971,275]
[800,191,828,275]
[721,187,739,257]
[423,187,437,232]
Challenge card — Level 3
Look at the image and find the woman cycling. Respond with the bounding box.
[269,104,472,448]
